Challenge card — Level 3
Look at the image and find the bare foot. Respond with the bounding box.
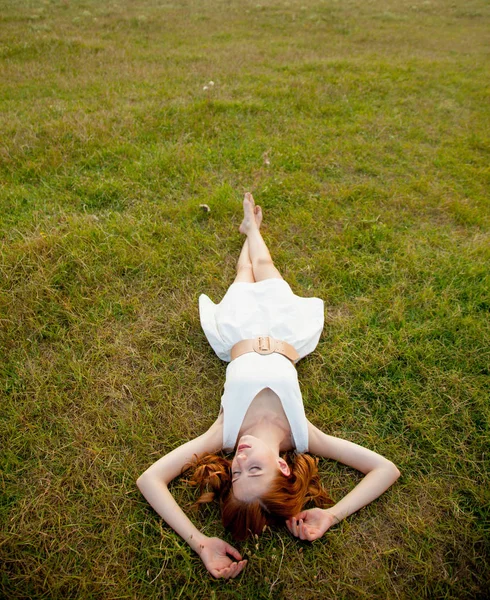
[246,192,263,227]
[239,192,259,235]
[254,205,263,228]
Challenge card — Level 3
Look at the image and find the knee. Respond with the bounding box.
[236,263,253,273]
[253,257,274,268]
[234,263,254,283]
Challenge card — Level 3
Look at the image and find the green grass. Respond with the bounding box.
[1,0,489,597]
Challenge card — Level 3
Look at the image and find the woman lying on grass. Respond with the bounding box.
[137,192,400,578]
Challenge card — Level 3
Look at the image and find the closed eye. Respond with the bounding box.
[232,466,261,482]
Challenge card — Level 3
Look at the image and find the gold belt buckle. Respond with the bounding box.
[253,336,275,355]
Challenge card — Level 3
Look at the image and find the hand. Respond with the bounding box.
[198,537,248,579]
[286,508,338,541]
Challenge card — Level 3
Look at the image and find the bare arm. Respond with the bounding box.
[287,421,400,541]
[308,420,400,521]
[137,415,247,578]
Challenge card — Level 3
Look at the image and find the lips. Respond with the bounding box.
[237,444,251,451]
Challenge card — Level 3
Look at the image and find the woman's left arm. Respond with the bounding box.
[287,421,400,541]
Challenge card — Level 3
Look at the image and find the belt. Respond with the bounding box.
[230,336,299,364]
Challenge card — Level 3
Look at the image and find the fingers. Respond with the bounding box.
[298,518,306,540]
[225,543,242,561]
[286,517,315,541]
[286,516,302,538]
[294,511,309,521]
[213,560,247,579]
[232,560,247,578]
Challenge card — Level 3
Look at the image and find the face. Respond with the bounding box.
[231,435,290,502]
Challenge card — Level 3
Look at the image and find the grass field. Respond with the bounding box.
[1,0,489,598]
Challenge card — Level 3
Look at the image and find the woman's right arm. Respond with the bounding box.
[137,415,247,578]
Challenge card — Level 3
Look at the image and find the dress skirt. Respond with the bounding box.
[199,279,324,363]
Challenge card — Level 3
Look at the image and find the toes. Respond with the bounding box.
[245,192,255,207]
[242,196,254,217]
[254,206,263,227]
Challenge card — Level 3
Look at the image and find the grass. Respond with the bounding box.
[1,0,489,597]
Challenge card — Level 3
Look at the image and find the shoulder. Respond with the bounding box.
[206,411,224,442]
[306,420,340,457]
[183,412,224,453]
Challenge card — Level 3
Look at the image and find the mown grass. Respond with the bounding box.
[1,0,489,598]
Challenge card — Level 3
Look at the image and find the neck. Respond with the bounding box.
[245,422,286,454]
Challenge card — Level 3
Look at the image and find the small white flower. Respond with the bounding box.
[203,86,209,91]
[208,81,215,86]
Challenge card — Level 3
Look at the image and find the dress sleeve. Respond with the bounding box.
[198,294,231,362]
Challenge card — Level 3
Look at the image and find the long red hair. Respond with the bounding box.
[185,452,332,540]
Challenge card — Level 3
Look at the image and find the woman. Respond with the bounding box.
[137,192,400,579]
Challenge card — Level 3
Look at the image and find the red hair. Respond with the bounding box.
[185,452,332,540]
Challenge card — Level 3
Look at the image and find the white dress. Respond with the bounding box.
[219,352,311,452]
[199,279,325,452]
[199,279,324,362]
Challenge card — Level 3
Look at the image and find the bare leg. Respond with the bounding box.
[234,204,263,283]
[239,193,283,282]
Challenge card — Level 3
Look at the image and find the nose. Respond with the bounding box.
[234,450,251,468]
